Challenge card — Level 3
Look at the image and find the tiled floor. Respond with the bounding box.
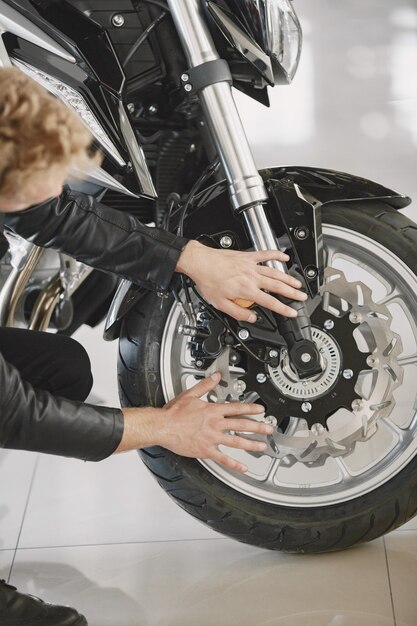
[3,0,417,625]
[2,446,417,626]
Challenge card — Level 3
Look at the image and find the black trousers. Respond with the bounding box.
[0,328,93,402]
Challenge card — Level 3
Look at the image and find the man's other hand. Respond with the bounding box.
[159,372,273,472]
[118,373,273,472]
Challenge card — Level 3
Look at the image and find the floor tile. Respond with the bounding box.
[396,515,417,531]
[384,531,417,626]
[10,538,394,626]
[73,321,119,407]
[0,550,14,582]
[0,450,38,550]
[18,450,217,549]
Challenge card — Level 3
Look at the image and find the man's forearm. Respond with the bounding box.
[0,351,124,461]
[5,187,189,294]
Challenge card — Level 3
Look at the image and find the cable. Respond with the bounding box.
[123,10,167,68]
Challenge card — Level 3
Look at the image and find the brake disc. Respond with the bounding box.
[209,267,404,465]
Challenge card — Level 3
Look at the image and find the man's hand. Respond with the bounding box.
[117,373,273,472]
[175,240,307,322]
[159,372,272,472]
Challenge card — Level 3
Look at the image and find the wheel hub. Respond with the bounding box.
[243,306,369,428]
[269,328,340,400]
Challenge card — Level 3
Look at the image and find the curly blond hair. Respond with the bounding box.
[0,66,100,200]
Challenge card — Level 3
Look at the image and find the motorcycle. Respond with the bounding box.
[1,0,417,554]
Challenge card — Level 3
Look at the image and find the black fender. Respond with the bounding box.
[180,165,410,243]
[104,166,410,340]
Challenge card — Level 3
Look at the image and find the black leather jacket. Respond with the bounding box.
[0,188,189,461]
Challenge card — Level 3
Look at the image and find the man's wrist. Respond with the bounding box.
[175,240,205,280]
[116,406,167,453]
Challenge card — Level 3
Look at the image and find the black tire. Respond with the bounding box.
[118,202,417,553]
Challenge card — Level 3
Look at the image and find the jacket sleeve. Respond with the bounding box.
[0,349,124,461]
[4,187,189,294]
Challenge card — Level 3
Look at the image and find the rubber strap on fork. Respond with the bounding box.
[181,59,232,93]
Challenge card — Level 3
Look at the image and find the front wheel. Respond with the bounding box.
[118,202,417,553]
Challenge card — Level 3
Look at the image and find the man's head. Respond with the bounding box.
[0,67,100,212]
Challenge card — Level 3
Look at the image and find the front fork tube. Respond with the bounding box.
[242,205,322,376]
[168,0,319,373]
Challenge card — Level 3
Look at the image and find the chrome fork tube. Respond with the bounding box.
[167,0,285,272]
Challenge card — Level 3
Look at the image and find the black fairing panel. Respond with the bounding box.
[64,0,161,82]
[15,0,125,91]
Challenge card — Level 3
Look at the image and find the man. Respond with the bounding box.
[0,67,306,625]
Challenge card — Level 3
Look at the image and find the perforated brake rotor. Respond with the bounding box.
[227,268,404,465]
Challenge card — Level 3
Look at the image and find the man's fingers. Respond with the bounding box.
[258,265,303,289]
[211,451,248,473]
[219,402,265,418]
[222,417,273,435]
[254,290,299,318]
[184,372,222,398]
[251,249,290,264]
[221,433,268,453]
[259,277,308,302]
[218,299,257,323]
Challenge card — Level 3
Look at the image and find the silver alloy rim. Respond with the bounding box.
[160,224,417,507]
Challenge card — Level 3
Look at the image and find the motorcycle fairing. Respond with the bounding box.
[104,165,410,339]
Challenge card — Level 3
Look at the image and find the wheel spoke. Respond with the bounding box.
[263,458,282,486]
[377,288,403,307]
[324,244,336,268]
[334,457,353,480]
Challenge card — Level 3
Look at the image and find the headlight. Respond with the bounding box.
[11,59,125,167]
[265,0,303,83]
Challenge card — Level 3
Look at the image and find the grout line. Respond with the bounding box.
[7,455,40,583]
[12,536,224,552]
[383,536,397,626]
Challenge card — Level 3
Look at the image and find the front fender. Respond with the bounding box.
[183,166,411,297]
[105,166,410,339]
[185,165,410,243]
[264,166,410,209]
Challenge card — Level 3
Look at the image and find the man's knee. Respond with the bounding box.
[55,335,93,402]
